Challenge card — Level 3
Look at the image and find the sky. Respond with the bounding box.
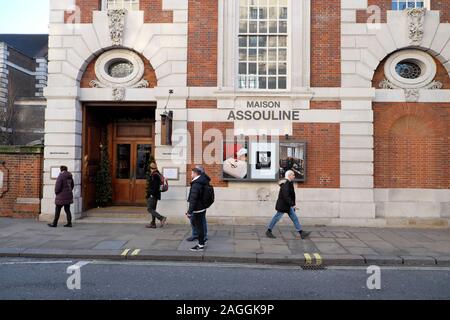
[0,0,49,34]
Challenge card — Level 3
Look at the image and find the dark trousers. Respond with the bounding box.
[192,211,206,246]
[53,204,72,225]
[147,197,164,223]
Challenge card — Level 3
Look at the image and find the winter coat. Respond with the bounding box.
[55,171,74,206]
[148,171,162,200]
[187,174,211,214]
[275,179,296,213]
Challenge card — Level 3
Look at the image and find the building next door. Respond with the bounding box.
[112,121,154,206]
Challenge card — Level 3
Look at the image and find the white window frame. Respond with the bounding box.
[102,0,140,10]
[236,0,290,92]
[391,0,430,10]
[217,0,310,93]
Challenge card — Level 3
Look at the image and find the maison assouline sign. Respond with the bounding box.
[229,100,298,135]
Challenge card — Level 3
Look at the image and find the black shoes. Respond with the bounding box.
[160,217,167,228]
[64,223,72,228]
[299,230,311,239]
[47,223,57,228]
[145,223,157,229]
[190,244,205,252]
[266,230,276,239]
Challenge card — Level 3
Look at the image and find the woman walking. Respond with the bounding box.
[48,166,74,228]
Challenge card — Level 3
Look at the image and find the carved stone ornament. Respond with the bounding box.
[404,89,420,102]
[0,162,9,198]
[379,79,443,102]
[112,87,126,101]
[406,8,426,44]
[108,9,127,46]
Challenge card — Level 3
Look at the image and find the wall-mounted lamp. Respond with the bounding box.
[161,89,174,145]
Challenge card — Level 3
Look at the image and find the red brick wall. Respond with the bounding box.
[372,55,450,89]
[310,101,341,110]
[141,0,173,23]
[187,121,233,187]
[187,0,218,87]
[291,123,340,188]
[357,1,450,23]
[374,103,450,188]
[431,0,450,23]
[356,0,391,24]
[65,0,173,24]
[311,0,341,87]
[187,100,218,109]
[0,148,43,218]
[65,0,101,23]
[80,53,157,88]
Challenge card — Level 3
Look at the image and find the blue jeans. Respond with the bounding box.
[268,207,302,232]
[190,213,208,238]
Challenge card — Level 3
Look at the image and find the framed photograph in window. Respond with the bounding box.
[222,140,249,181]
[249,141,278,181]
[278,142,307,182]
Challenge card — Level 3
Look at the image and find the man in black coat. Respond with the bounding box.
[266,170,310,239]
[146,162,167,228]
[187,167,210,251]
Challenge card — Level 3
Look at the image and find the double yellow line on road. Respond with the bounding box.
[304,253,322,266]
[121,249,141,256]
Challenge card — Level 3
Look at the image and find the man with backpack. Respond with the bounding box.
[187,167,214,252]
[186,165,208,242]
[146,162,167,228]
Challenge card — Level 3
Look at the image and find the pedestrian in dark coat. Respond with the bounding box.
[48,166,74,228]
[266,170,310,239]
[146,162,167,228]
[187,167,210,252]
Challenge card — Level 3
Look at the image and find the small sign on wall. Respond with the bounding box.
[162,167,179,180]
[50,167,61,180]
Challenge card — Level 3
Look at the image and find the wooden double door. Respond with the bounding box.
[112,122,154,205]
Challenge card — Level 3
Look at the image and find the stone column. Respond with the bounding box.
[339,94,376,222]
[40,0,82,222]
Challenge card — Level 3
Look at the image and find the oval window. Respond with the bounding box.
[107,60,134,78]
[395,60,422,79]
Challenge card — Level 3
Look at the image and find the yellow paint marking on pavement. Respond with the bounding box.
[304,253,312,265]
[121,249,130,256]
[131,249,141,256]
[313,253,322,266]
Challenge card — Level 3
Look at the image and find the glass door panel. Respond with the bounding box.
[135,144,152,180]
[116,144,131,179]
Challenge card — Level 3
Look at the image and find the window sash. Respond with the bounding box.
[238,0,289,91]
[391,0,429,10]
[103,0,139,10]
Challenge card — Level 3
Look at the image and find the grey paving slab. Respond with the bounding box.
[314,242,348,254]
[93,240,128,250]
[336,238,369,247]
[151,240,182,250]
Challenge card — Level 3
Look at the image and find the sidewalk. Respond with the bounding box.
[1,218,450,267]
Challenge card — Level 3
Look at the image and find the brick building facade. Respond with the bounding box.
[36,0,450,227]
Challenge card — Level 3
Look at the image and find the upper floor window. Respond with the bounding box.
[391,0,429,10]
[103,0,139,10]
[238,0,288,90]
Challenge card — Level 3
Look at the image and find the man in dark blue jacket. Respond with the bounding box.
[186,165,208,242]
[187,167,210,251]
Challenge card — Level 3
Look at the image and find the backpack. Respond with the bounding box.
[154,172,169,192]
[202,183,215,209]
